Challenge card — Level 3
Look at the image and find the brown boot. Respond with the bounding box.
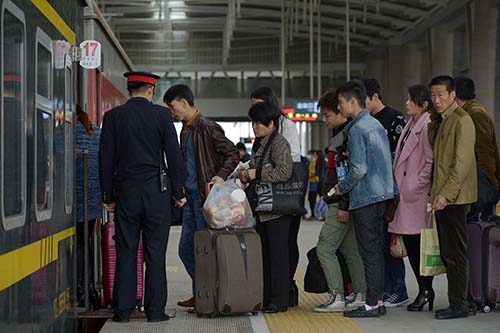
[177,296,195,308]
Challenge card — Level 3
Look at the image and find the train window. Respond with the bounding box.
[35,28,53,221]
[1,1,27,230]
[64,60,73,215]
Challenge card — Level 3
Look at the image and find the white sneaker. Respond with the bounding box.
[314,293,346,312]
[346,292,366,309]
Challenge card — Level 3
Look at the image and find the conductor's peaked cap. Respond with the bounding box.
[124,71,160,88]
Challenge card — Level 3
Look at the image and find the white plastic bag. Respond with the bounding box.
[202,180,255,229]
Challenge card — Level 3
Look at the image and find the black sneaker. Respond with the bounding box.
[344,305,380,318]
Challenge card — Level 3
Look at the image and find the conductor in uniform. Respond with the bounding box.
[99,71,186,323]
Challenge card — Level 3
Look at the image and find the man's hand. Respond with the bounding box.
[338,209,350,223]
[103,202,115,212]
[432,195,448,211]
[333,184,342,196]
[176,197,187,208]
[211,176,224,184]
[238,170,249,183]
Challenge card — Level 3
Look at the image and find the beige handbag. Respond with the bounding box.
[420,212,446,276]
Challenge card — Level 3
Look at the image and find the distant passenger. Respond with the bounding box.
[250,86,302,307]
[428,75,476,319]
[236,142,251,163]
[363,78,408,309]
[163,84,239,309]
[334,80,395,318]
[390,85,435,312]
[314,89,366,313]
[454,76,500,220]
[75,105,102,308]
[238,102,293,313]
[99,71,186,323]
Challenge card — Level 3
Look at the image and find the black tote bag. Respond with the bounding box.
[245,131,308,216]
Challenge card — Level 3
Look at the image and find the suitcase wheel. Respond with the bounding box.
[482,305,491,313]
[196,313,203,318]
[252,311,259,316]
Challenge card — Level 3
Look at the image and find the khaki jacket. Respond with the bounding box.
[462,99,500,193]
[428,102,477,204]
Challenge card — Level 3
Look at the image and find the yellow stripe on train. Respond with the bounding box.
[31,0,76,45]
[0,226,75,292]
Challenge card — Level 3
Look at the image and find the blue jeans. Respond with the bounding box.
[384,224,408,297]
[179,192,207,293]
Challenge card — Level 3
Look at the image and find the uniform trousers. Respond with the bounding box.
[113,179,171,320]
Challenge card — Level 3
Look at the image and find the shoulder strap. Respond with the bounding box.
[256,130,278,180]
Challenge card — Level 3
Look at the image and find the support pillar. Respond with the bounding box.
[470,0,498,117]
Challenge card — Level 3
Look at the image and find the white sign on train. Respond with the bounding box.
[79,40,101,69]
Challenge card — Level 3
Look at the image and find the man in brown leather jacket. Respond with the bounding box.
[163,84,239,308]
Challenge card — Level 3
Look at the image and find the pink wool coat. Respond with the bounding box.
[389,112,433,235]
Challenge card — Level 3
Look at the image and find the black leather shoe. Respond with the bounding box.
[262,304,288,314]
[344,305,380,318]
[435,307,468,320]
[378,305,387,316]
[112,314,130,323]
[147,314,169,322]
[407,289,435,312]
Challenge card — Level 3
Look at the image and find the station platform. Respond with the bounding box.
[100,221,500,333]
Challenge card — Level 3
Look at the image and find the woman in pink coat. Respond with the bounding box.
[390,84,434,312]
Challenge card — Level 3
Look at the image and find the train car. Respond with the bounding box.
[0,1,131,332]
[0,0,83,332]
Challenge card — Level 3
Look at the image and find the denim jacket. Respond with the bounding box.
[338,110,395,210]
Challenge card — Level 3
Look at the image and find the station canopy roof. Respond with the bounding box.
[97,0,462,74]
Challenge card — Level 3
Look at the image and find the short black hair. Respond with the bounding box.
[250,86,281,112]
[429,75,455,93]
[455,76,476,100]
[248,102,280,127]
[128,84,154,96]
[362,78,382,100]
[408,84,433,112]
[337,80,367,108]
[163,84,195,106]
[317,89,340,114]
[236,142,246,151]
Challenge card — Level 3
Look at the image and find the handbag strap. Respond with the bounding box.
[256,130,278,180]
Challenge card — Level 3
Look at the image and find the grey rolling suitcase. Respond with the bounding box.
[194,228,263,317]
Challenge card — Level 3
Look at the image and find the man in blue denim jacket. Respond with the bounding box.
[333,80,395,318]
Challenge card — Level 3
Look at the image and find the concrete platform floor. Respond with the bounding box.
[100,220,500,333]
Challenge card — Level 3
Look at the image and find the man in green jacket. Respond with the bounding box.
[428,75,477,320]
[455,76,500,219]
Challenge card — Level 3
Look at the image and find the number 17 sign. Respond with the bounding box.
[79,40,101,69]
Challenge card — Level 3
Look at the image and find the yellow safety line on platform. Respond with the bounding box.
[31,0,76,45]
[264,273,365,333]
[0,226,76,292]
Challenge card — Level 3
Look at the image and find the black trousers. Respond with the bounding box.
[351,201,386,306]
[435,204,470,309]
[256,216,292,307]
[288,216,301,291]
[402,234,434,292]
[308,192,318,218]
[113,179,171,319]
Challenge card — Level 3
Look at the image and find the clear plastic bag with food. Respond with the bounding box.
[202,180,255,229]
